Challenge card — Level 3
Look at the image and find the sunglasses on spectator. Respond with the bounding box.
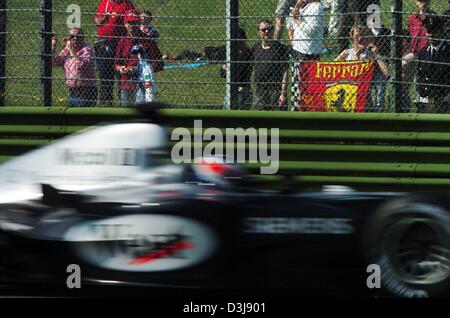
[259,27,273,33]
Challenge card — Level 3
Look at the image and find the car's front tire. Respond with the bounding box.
[365,194,450,298]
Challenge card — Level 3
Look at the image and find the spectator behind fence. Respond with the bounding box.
[115,11,164,107]
[401,0,436,111]
[287,0,325,60]
[370,25,391,111]
[335,25,390,112]
[407,0,436,57]
[288,0,325,111]
[138,10,163,103]
[51,28,97,107]
[274,0,296,40]
[416,16,450,113]
[337,0,380,53]
[94,0,136,106]
[252,19,290,110]
[220,28,253,110]
[140,10,160,44]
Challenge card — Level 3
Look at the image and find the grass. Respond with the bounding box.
[4,0,449,109]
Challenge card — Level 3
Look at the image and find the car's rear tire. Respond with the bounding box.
[365,194,450,298]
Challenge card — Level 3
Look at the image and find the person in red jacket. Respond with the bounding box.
[94,0,135,106]
[115,10,164,107]
[401,0,436,111]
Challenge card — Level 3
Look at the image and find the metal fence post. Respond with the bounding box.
[391,0,403,112]
[225,0,239,110]
[40,0,52,107]
[0,0,6,107]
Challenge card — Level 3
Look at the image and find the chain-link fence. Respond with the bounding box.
[398,0,450,113]
[0,0,449,112]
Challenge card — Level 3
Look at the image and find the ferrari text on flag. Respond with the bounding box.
[295,61,375,112]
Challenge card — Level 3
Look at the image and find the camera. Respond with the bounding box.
[131,44,144,54]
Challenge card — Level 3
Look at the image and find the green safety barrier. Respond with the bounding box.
[2,107,450,190]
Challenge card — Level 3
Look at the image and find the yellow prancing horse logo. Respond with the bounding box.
[324,84,358,112]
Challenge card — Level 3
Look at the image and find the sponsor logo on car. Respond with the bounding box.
[59,148,140,166]
[64,215,219,271]
[243,217,354,234]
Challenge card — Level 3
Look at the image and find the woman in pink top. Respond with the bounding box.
[52,28,98,107]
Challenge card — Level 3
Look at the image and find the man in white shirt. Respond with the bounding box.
[287,0,325,110]
[287,0,325,59]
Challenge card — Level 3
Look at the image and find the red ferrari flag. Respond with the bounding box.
[295,61,375,112]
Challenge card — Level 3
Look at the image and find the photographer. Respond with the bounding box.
[335,25,390,112]
[52,28,97,107]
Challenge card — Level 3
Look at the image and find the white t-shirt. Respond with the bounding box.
[345,48,368,61]
[287,2,325,55]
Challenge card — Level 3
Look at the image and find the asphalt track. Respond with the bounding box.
[0,283,377,299]
[0,265,381,298]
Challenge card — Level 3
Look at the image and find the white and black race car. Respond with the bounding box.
[0,104,449,298]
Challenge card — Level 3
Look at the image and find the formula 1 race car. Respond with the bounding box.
[0,104,449,298]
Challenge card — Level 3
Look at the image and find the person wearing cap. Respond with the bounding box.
[51,28,97,107]
[115,10,164,107]
[416,15,450,113]
[94,0,136,106]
